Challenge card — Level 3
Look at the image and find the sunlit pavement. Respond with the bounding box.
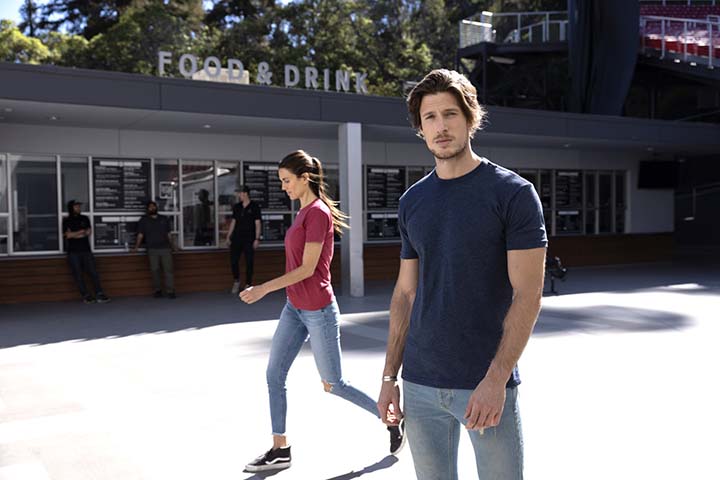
[0,262,718,480]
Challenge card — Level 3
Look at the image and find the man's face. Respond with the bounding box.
[72,204,82,215]
[419,92,471,161]
[239,191,249,203]
[147,203,158,215]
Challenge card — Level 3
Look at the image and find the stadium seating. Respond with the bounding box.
[640,5,720,60]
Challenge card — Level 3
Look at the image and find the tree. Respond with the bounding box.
[86,1,214,75]
[39,31,90,67]
[19,0,42,37]
[37,0,133,39]
[0,20,51,63]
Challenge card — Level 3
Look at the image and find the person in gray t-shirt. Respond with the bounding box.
[377,69,547,480]
[133,201,177,298]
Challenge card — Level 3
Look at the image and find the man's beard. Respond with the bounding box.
[430,138,468,161]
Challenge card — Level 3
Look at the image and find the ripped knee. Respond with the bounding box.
[322,380,333,393]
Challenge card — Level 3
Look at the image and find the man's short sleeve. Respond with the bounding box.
[304,207,330,244]
[506,184,548,251]
[62,217,69,233]
[399,204,418,259]
[253,203,262,221]
[164,216,171,233]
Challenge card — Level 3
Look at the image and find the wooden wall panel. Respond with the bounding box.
[0,234,673,304]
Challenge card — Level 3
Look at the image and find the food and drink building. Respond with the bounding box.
[1,62,717,303]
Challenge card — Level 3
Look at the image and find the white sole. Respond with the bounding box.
[244,462,291,472]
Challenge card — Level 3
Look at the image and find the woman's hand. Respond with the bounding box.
[239,284,268,304]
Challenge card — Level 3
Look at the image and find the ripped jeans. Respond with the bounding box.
[266,299,379,435]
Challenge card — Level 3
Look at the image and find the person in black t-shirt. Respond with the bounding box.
[133,201,176,299]
[225,186,262,294]
[62,200,110,304]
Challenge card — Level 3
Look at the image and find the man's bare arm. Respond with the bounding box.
[377,258,418,424]
[464,247,546,430]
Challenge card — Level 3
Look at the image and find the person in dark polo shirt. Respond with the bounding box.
[133,201,176,299]
[225,186,262,294]
[63,200,110,304]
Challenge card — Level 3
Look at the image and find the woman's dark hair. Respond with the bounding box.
[279,150,349,235]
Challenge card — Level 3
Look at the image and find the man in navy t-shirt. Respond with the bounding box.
[377,69,547,479]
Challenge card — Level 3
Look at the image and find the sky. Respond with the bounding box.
[0,0,24,24]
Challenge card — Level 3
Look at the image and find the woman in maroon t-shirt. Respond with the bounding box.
[239,150,404,472]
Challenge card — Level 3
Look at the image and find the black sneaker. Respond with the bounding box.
[244,446,292,472]
[388,418,406,455]
[82,294,95,304]
[153,290,163,298]
[95,293,110,303]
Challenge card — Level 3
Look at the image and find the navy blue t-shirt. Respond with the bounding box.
[398,159,547,390]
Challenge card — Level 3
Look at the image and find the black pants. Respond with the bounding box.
[67,252,104,297]
[230,237,255,286]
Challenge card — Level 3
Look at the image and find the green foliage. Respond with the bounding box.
[8,0,572,96]
[0,20,51,64]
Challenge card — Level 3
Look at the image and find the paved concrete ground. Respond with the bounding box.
[0,262,718,480]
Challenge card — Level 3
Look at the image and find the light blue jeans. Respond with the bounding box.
[403,380,524,480]
[266,299,379,435]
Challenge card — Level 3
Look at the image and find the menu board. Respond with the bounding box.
[93,215,141,249]
[243,163,290,211]
[555,210,582,235]
[366,167,406,209]
[262,214,292,242]
[555,171,582,208]
[93,159,150,211]
[408,167,431,188]
[366,212,400,240]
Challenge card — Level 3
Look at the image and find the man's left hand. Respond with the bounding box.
[464,377,506,431]
[253,239,260,250]
[239,284,267,304]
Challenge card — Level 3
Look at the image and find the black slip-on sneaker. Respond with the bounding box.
[244,446,292,472]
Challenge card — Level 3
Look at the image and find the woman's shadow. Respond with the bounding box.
[242,455,399,479]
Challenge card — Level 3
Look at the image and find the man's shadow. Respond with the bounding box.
[242,455,399,479]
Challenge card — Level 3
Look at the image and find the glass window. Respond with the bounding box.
[61,157,89,207]
[0,217,7,254]
[217,162,241,242]
[598,172,613,233]
[9,155,59,252]
[584,172,596,234]
[0,154,7,212]
[154,159,180,213]
[539,171,552,209]
[518,169,538,191]
[615,171,626,233]
[182,161,215,247]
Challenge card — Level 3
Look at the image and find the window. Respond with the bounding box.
[0,154,7,254]
[9,155,59,252]
[598,172,613,233]
[61,157,89,207]
[217,162,241,242]
[154,159,180,213]
[615,171,626,233]
[181,160,215,247]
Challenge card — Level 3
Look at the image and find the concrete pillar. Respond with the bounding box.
[338,123,364,297]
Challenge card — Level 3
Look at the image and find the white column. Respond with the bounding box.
[338,123,364,297]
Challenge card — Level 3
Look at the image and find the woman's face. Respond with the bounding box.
[278,167,308,200]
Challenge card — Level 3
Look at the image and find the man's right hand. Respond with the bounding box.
[377,380,403,425]
[225,238,231,247]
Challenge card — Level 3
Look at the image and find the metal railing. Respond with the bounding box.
[641,15,717,67]
[459,10,568,48]
[640,0,717,5]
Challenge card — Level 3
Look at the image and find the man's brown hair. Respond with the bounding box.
[407,69,487,139]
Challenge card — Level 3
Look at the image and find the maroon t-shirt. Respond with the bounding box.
[285,199,334,310]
